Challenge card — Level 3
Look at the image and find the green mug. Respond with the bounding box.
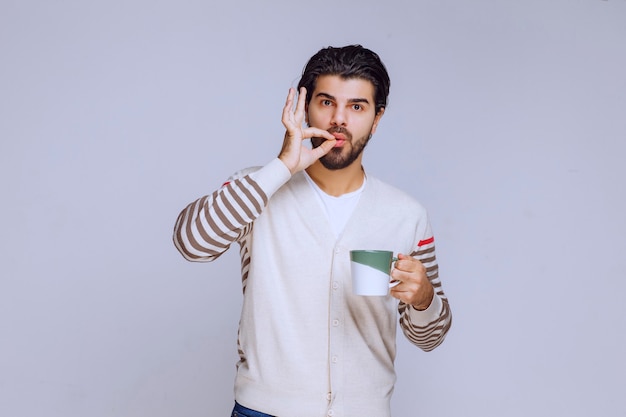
[350,250,399,296]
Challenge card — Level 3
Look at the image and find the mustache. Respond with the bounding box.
[327,126,352,140]
[310,126,352,148]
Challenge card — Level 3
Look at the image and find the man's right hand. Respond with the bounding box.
[278,87,336,174]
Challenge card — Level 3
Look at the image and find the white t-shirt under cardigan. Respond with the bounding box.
[173,158,452,417]
[303,170,366,238]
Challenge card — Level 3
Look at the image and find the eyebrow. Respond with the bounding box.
[315,92,371,104]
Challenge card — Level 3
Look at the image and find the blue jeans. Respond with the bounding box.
[231,401,275,417]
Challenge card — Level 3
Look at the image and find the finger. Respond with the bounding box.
[397,253,413,262]
[310,137,338,158]
[389,285,407,302]
[391,264,418,282]
[390,267,404,283]
[303,127,335,141]
[293,87,307,124]
[394,254,419,271]
[282,88,296,127]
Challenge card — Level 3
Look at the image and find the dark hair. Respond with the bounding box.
[297,45,390,114]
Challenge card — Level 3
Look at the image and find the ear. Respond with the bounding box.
[370,107,385,135]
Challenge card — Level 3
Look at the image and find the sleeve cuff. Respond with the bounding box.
[249,158,292,197]
[408,293,443,326]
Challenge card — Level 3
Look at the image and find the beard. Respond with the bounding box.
[311,126,373,170]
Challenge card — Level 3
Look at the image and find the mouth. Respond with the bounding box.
[332,133,346,147]
[329,128,350,147]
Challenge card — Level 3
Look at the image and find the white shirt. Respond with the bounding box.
[304,171,366,238]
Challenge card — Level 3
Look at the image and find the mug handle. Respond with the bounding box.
[389,256,400,288]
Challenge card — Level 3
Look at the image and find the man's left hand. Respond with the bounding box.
[390,253,434,310]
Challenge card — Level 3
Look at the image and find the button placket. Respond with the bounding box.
[328,244,345,416]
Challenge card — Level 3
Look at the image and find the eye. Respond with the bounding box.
[352,104,362,111]
[322,99,333,106]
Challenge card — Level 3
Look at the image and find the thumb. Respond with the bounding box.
[311,138,337,159]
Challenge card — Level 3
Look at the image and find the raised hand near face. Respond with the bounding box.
[278,87,336,174]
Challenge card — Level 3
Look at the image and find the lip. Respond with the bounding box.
[332,132,347,140]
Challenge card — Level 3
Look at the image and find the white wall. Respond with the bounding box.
[1,1,625,416]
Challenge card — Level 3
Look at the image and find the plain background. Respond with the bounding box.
[1,0,625,416]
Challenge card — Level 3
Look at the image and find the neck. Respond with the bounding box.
[305,159,365,197]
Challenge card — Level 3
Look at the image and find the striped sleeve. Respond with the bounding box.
[398,235,452,352]
[173,159,291,262]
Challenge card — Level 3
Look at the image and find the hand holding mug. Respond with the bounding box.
[390,253,434,311]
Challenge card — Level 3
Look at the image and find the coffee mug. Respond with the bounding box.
[350,250,400,296]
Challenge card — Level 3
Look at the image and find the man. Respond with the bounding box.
[173,45,451,417]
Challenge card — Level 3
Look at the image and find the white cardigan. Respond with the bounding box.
[174,158,451,417]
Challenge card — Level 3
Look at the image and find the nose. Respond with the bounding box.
[331,107,347,126]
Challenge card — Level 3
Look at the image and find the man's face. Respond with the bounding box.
[307,75,384,170]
